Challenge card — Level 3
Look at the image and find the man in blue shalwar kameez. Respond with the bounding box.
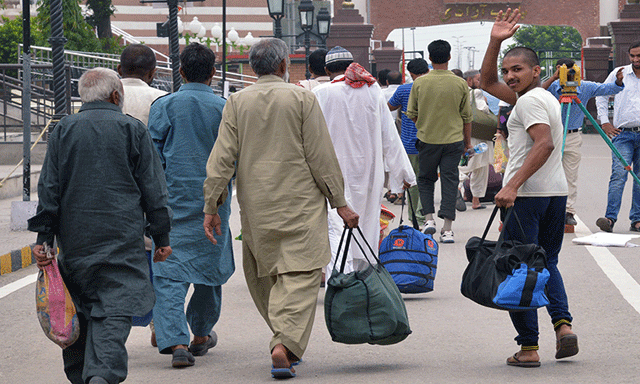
[148,43,234,368]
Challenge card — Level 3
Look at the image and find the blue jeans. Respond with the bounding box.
[153,275,222,354]
[502,196,572,347]
[605,131,640,225]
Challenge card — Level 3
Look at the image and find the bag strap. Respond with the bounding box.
[397,188,420,231]
[333,227,354,274]
[352,226,382,265]
[479,206,527,247]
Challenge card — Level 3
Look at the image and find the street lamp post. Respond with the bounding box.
[316,7,331,48]
[299,0,314,80]
[266,0,285,39]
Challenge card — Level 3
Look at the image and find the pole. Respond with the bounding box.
[22,0,31,201]
[274,16,282,39]
[575,99,640,187]
[167,0,181,92]
[222,0,226,94]
[304,29,310,80]
[49,0,67,128]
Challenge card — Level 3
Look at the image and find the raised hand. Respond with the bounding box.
[491,8,521,42]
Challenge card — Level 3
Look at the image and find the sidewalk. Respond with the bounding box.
[0,165,39,275]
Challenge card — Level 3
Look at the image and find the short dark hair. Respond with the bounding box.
[180,43,216,83]
[309,48,327,76]
[555,58,575,68]
[629,41,640,52]
[386,71,402,84]
[504,46,540,67]
[451,68,463,78]
[120,44,156,78]
[407,58,429,75]
[377,68,390,85]
[326,60,353,74]
[428,40,451,64]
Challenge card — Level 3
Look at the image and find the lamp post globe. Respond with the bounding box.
[188,16,202,35]
[211,23,223,40]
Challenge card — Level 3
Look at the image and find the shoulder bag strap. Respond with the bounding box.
[479,205,501,247]
[352,226,382,265]
[496,206,528,247]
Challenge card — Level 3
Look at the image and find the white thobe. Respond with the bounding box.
[120,78,168,126]
[313,77,416,275]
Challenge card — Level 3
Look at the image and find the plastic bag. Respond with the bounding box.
[35,244,80,349]
[493,134,508,174]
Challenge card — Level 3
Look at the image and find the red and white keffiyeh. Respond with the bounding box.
[332,63,377,88]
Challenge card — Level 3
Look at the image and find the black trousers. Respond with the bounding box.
[63,311,132,384]
[416,140,464,221]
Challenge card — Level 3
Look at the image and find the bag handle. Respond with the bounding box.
[479,206,527,247]
[333,227,354,274]
[351,226,382,265]
[397,188,419,230]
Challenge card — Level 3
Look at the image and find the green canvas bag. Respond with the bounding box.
[470,89,499,141]
[324,227,412,345]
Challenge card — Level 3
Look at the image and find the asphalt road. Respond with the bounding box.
[1,134,639,384]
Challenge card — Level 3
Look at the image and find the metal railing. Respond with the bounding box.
[0,63,77,143]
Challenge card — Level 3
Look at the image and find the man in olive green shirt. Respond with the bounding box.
[406,39,473,243]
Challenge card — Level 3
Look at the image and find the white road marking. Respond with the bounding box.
[0,273,38,299]
[574,216,640,314]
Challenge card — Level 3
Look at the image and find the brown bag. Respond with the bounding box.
[470,90,498,141]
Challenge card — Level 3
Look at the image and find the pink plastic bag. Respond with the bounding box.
[35,246,80,349]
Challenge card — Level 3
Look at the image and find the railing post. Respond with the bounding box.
[49,0,67,136]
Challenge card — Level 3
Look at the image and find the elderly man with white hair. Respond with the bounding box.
[203,38,358,379]
[29,67,172,384]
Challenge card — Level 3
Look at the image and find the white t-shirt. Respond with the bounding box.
[504,87,568,197]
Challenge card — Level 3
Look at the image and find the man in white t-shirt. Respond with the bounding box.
[480,8,578,368]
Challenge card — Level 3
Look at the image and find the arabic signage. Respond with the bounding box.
[441,3,527,22]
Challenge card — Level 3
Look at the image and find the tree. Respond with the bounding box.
[506,25,582,54]
[504,25,582,78]
[34,0,121,53]
[0,16,31,64]
[85,0,115,40]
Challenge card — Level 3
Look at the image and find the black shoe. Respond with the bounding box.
[596,217,614,233]
[188,332,218,356]
[631,222,640,232]
[565,212,577,226]
[172,348,195,368]
[456,190,467,212]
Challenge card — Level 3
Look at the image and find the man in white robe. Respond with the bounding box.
[313,46,416,276]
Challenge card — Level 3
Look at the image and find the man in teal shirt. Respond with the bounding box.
[148,43,234,368]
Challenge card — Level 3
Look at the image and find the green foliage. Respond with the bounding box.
[0,16,28,64]
[505,25,582,54]
[85,0,115,26]
[33,0,122,54]
[503,25,582,79]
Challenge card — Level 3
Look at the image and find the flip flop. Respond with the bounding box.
[555,334,579,359]
[506,353,541,368]
[271,365,296,379]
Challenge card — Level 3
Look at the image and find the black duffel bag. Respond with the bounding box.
[461,206,550,311]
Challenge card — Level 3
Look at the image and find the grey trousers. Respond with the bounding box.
[416,140,465,221]
[63,311,132,384]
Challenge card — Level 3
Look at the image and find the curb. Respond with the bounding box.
[0,244,35,275]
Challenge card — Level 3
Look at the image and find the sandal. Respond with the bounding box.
[555,333,579,359]
[506,353,541,368]
[385,191,398,203]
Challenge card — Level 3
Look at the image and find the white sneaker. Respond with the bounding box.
[423,220,436,235]
[440,230,454,243]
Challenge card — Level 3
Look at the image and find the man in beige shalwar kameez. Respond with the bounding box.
[202,38,359,380]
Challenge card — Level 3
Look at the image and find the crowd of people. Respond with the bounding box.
[26,7,640,382]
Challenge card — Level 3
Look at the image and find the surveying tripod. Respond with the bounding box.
[558,64,640,188]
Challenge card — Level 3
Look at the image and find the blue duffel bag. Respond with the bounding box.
[379,190,439,293]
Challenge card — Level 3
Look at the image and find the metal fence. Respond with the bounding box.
[0,63,77,143]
